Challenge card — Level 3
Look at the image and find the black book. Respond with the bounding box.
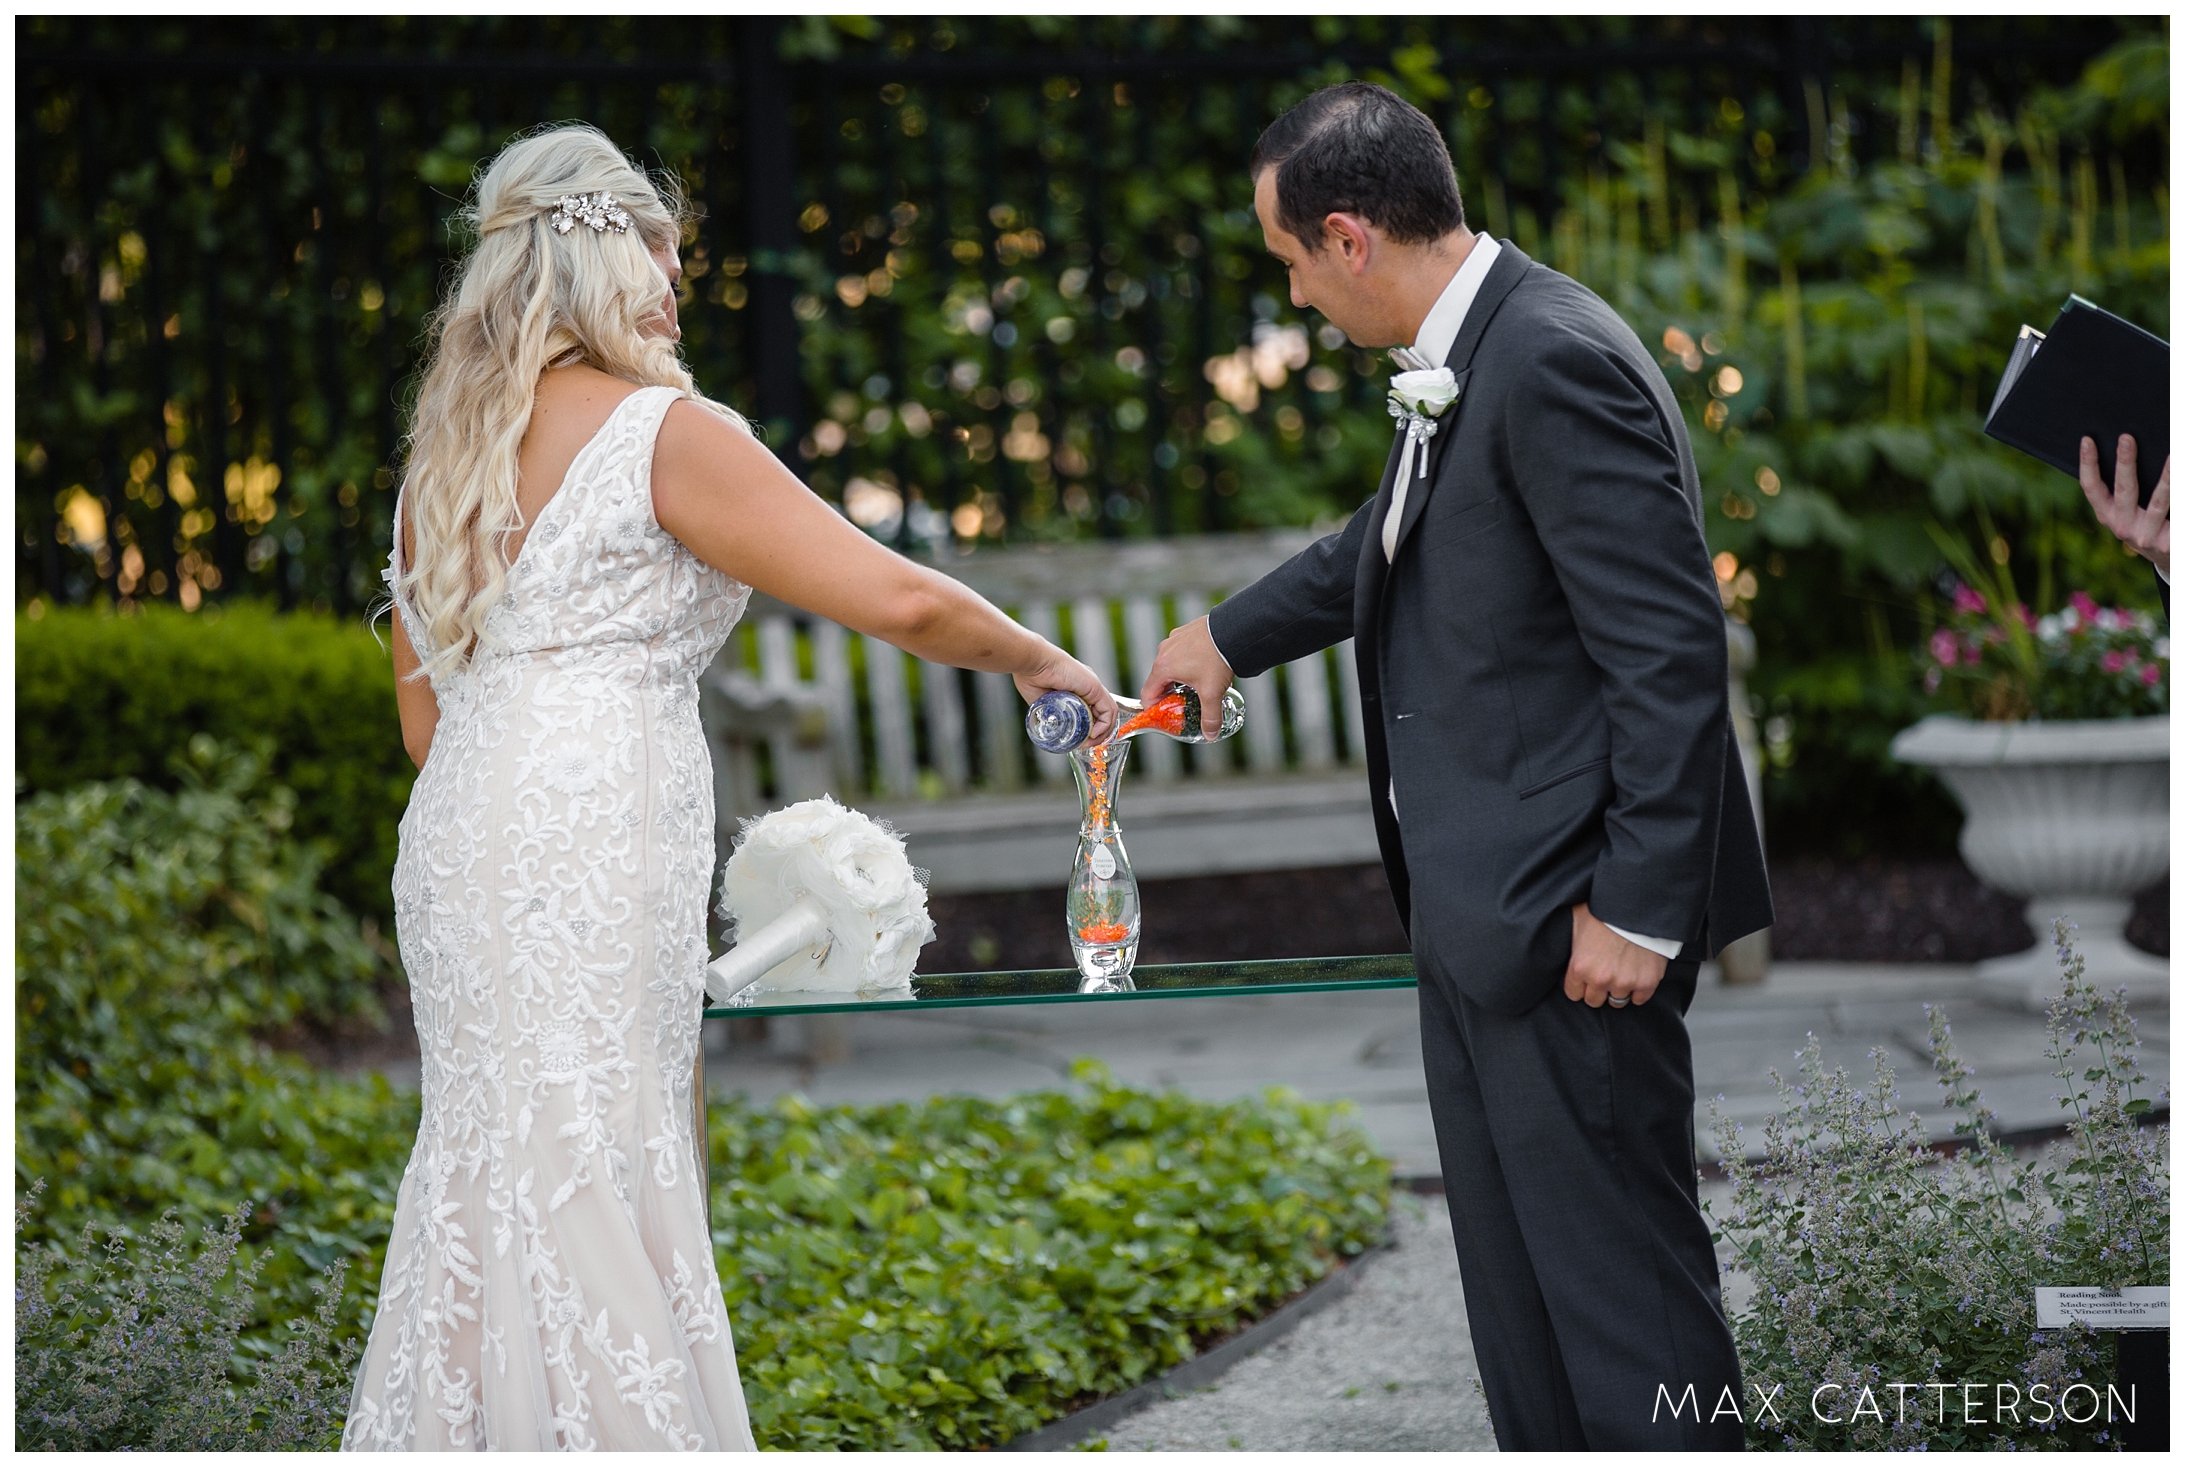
[1983,295,2169,505]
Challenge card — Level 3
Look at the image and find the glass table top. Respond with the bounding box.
[702,952,1417,1018]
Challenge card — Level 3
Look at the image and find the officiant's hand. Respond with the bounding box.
[1565,902,1667,1008]
[1139,615,1234,708]
[2079,434,2169,579]
[1014,648,1119,745]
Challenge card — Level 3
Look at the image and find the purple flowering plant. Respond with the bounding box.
[1707,924,2168,1449]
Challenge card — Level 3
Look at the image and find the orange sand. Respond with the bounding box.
[1116,690,1190,740]
[1074,920,1134,945]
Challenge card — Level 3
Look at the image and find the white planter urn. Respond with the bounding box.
[1891,715,2168,1011]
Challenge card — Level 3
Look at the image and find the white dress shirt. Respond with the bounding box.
[1384,232,1501,561]
[1207,232,1682,962]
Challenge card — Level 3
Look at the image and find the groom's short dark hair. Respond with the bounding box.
[1250,82,1465,251]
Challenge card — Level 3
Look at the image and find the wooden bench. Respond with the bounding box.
[700,529,1766,947]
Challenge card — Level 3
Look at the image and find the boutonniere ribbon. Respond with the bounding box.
[1386,367,1460,486]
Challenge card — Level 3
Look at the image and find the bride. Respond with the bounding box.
[344,124,1115,1451]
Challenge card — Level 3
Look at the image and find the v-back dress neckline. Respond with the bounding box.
[387,383,661,637]
[504,384,653,582]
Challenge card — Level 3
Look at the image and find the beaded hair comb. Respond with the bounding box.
[548,191,633,235]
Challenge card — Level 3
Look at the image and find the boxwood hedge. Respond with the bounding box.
[16,603,412,921]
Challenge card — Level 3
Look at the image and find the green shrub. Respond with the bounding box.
[711,1063,1391,1450]
[15,740,417,1347]
[1709,924,2167,1449]
[16,602,412,920]
[15,1183,358,1452]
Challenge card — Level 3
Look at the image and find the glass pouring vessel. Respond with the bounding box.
[1066,738,1139,992]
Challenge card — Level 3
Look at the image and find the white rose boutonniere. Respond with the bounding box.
[1387,366,1460,483]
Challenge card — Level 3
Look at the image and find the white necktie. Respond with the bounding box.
[1383,347,1432,561]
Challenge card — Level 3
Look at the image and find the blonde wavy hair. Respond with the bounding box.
[394,123,744,678]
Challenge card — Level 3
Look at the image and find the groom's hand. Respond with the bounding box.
[1564,902,1667,1008]
[1140,615,1234,708]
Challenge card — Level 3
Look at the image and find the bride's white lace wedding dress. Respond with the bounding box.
[344,385,757,1451]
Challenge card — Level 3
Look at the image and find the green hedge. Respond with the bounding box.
[16,603,412,921]
[15,742,412,1351]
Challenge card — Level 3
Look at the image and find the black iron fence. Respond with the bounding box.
[17,17,2131,612]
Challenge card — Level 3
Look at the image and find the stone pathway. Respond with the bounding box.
[1078,1192,1498,1452]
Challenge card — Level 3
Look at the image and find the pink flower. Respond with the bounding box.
[1953,586,1988,615]
[2102,650,2131,673]
[1964,643,1982,666]
[1930,630,1959,667]
[2070,591,2100,620]
[2140,662,2163,687]
[2014,603,2036,628]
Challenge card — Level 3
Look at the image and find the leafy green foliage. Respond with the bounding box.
[15,602,414,919]
[711,1063,1390,1449]
[1708,924,2167,1449]
[16,1183,359,1452]
[16,740,416,1353]
[1580,47,2171,853]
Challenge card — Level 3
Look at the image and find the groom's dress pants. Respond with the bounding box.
[1416,932,1744,1450]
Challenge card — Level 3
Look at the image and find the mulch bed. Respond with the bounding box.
[1770,858,2167,963]
[926,861,2168,973]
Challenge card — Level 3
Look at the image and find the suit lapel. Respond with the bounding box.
[1384,242,1533,564]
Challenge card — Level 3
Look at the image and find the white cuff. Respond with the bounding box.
[1203,618,1236,675]
[1605,923,1683,961]
[2157,560,2170,586]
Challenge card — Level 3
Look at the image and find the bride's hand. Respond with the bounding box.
[1014,647,1118,744]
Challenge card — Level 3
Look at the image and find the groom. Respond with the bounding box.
[1145,83,1770,1450]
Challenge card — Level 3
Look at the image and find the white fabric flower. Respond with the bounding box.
[540,741,606,796]
[715,796,934,994]
[537,1020,590,1080]
[1389,366,1460,418]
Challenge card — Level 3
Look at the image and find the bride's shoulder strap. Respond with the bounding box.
[632,382,687,442]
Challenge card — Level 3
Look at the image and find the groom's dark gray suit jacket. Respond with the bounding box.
[1210,243,1772,1015]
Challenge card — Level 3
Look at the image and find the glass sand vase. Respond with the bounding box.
[1067,738,1139,992]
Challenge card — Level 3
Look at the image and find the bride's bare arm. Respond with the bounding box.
[391,610,439,769]
[652,400,1117,740]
